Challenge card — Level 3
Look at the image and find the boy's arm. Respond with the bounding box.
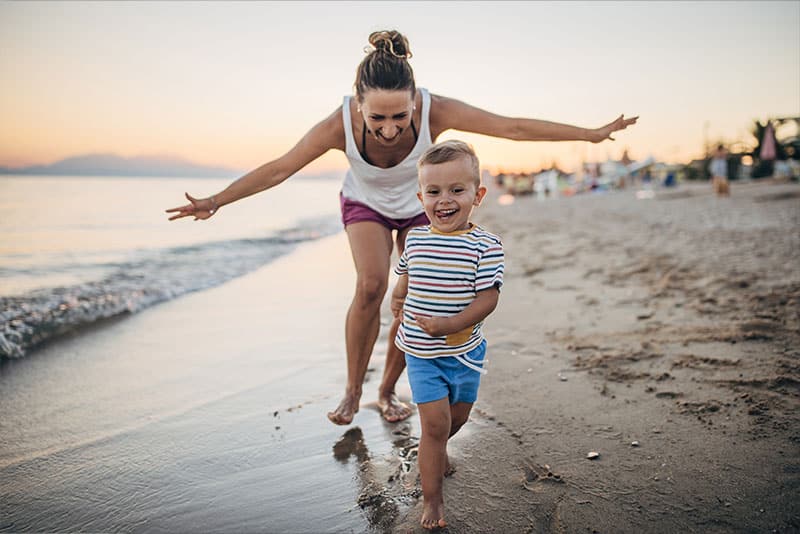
[415,287,500,337]
[391,274,409,318]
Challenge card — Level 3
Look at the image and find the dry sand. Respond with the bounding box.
[383,179,800,533]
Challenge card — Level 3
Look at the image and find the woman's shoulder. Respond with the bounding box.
[310,104,346,152]
[428,93,470,136]
[428,92,466,110]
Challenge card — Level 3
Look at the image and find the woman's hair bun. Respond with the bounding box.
[367,30,412,59]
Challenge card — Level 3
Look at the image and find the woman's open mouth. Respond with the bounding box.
[376,129,402,142]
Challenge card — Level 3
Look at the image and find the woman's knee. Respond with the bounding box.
[355,274,388,305]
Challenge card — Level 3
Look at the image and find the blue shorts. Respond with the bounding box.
[405,340,487,405]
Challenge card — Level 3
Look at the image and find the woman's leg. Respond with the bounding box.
[377,226,418,422]
[417,397,451,530]
[327,221,394,425]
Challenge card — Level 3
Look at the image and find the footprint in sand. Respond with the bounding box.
[654,391,683,399]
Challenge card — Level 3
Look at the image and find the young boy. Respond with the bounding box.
[391,140,504,530]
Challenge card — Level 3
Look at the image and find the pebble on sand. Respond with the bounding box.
[587,451,600,460]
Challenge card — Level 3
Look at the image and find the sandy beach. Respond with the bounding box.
[391,178,800,533]
[2,178,798,533]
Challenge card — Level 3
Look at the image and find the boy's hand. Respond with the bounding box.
[414,315,453,337]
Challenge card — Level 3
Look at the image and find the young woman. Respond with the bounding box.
[166,30,637,426]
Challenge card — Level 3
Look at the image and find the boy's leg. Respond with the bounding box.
[417,397,451,530]
[443,401,474,477]
[449,402,474,437]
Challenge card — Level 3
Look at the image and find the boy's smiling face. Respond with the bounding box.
[417,157,487,233]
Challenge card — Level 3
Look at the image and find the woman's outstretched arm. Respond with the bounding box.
[166,107,345,221]
[429,94,637,144]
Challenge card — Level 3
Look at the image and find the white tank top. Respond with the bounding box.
[341,87,433,219]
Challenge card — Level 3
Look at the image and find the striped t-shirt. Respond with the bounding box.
[394,224,504,358]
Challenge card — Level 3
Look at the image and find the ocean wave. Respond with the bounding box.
[0,217,341,360]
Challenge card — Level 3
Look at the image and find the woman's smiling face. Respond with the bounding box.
[359,89,415,146]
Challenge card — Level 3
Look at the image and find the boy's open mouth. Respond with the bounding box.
[435,208,458,220]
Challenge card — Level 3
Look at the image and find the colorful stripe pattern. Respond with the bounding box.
[395,224,504,358]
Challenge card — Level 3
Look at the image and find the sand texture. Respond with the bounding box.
[387,180,799,533]
[2,180,798,534]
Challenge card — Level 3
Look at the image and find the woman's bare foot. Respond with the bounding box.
[377,392,412,423]
[327,392,360,425]
[421,499,447,530]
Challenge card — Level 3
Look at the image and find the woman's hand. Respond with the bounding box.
[165,193,218,221]
[588,114,639,143]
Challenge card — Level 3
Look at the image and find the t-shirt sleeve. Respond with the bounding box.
[476,239,504,292]
[395,248,409,276]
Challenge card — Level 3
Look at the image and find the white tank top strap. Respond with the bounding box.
[342,94,357,159]
[418,88,432,145]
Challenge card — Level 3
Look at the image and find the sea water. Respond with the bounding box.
[0,175,343,359]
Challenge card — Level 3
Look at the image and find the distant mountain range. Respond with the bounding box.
[0,153,244,178]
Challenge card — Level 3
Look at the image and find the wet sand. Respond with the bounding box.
[2,179,798,533]
[0,234,421,533]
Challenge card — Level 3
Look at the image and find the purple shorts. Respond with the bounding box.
[340,193,429,231]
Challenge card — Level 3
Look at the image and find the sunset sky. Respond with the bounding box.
[1,1,798,174]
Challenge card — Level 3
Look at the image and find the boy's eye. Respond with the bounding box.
[452,187,464,193]
[392,113,408,120]
[426,189,439,195]
[370,115,384,121]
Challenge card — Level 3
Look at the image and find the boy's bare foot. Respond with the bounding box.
[377,392,412,423]
[327,393,360,425]
[421,499,447,530]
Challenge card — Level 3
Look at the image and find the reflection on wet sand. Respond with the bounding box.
[332,423,422,530]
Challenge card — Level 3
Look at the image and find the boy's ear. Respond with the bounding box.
[473,185,488,206]
[417,190,423,203]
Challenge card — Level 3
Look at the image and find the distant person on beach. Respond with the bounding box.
[709,144,730,196]
[165,30,637,426]
[391,140,503,530]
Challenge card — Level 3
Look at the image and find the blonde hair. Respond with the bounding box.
[354,30,415,102]
[418,140,481,185]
